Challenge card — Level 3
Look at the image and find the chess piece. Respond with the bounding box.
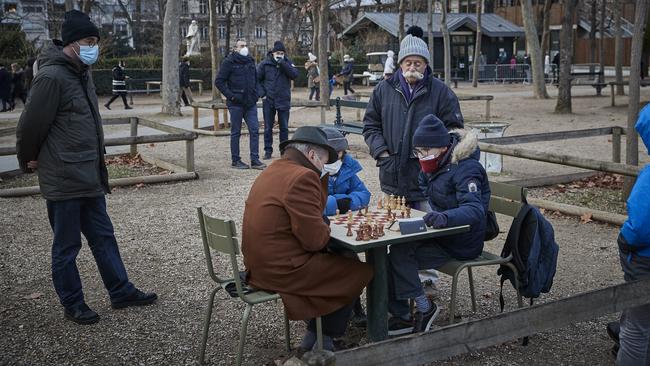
[364,206,369,215]
[401,210,405,219]
[357,209,363,217]
[377,196,383,210]
[348,211,353,223]
[379,224,385,236]
[371,225,378,239]
[406,206,411,218]
[346,223,353,237]
[355,229,362,241]
[387,206,392,216]
[389,194,395,209]
[335,209,340,220]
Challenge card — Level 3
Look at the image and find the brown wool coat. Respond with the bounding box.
[242,148,373,320]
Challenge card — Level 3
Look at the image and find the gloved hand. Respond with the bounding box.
[423,211,448,229]
[336,197,352,214]
[322,214,330,226]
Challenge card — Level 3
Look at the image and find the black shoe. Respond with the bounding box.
[64,303,99,325]
[607,320,620,345]
[104,103,111,110]
[232,160,250,169]
[387,316,414,336]
[350,313,367,329]
[124,105,133,110]
[413,301,440,333]
[263,152,272,160]
[111,289,158,309]
[251,160,267,170]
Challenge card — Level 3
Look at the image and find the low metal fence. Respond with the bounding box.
[469,64,559,84]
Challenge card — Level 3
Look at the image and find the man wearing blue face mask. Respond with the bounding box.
[16,10,157,325]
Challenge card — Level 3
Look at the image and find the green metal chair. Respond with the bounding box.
[196,207,292,366]
[437,182,526,324]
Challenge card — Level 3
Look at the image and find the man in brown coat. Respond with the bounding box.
[242,126,373,352]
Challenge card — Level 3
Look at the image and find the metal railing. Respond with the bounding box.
[468,64,559,84]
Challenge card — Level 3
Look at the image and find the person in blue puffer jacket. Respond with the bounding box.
[609,104,650,365]
[320,127,371,216]
[387,114,490,336]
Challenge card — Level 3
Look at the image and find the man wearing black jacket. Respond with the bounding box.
[179,57,194,107]
[16,10,156,325]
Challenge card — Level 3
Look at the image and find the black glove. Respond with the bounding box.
[336,198,352,214]
[423,211,448,229]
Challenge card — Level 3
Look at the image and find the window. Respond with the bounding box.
[216,0,226,14]
[23,6,43,13]
[199,0,207,14]
[181,0,188,14]
[234,0,241,15]
[218,25,226,39]
[236,27,243,38]
[258,45,267,55]
[201,26,209,39]
[255,26,264,39]
[115,23,128,36]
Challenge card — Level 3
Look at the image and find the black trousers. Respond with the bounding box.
[106,93,128,108]
[343,81,355,95]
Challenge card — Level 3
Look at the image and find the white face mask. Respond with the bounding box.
[324,159,342,175]
[238,46,249,56]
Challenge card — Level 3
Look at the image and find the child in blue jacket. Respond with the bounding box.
[321,127,371,216]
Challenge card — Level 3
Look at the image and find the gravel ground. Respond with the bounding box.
[1,84,649,366]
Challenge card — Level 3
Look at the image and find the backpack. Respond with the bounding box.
[484,210,500,241]
[497,202,559,303]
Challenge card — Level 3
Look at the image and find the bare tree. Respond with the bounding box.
[117,0,143,52]
[599,0,606,84]
[208,0,222,100]
[161,0,181,116]
[350,0,363,21]
[318,0,329,107]
[555,0,578,113]
[398,0,406,41]
[472,0,482,88]
[441,0,451,86]
[427,0,433,67]
[540,0,552,55]
[614,0,624,95]
[520,0,549,98]
[65,0,75,11]
[624,0,648,197]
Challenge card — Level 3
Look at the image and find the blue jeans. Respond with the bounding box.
[228,104,260,163]
[262,99,289,155]
[47,197,135,308]
[388,240,452,317]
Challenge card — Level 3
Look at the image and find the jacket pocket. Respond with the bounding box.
[376,155,398,187]
[59,150,99,193]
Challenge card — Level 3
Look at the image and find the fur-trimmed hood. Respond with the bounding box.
[449,128,479,164]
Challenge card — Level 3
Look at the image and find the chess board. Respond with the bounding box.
[330,210,397,229]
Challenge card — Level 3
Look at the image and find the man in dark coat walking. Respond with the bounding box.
[104,60,131,110]
[0,63,11,112]
[15,10,156,325]
[215,39,266,170]
[257,41,298,160]
[179,56,194,106]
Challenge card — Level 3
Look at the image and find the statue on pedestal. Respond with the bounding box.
[185,20,201,57]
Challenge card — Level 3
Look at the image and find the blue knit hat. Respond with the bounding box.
[412,115,450,148]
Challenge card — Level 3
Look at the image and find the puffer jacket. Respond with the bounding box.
[215,52,259,108]
[324,154,371,216]
[16,42,109,201]
[363,67,464,201]
[257,53,298,110]
[418,129,490,260]
[620,104,650,257]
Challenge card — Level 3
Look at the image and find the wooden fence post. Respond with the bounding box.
[186,140,195,172]
[612,126,622,163]
[129,117,138,157]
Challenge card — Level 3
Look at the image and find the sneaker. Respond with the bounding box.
[388,316,414,336]
[251,160,267,170]
[350,313,367,329]
[124,105,133,110]
[111,289,158,309]
[263,152,272,160]
[413,301,440,333]
[104,103,111,110]
[64,303,99,325]
[232,160,250,169]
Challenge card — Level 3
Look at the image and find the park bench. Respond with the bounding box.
[608,80,650,106]
[437,181,525,323]
[145,79,204,96]
[568,71,607,96]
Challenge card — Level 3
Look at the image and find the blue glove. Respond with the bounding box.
[423,211,448,229]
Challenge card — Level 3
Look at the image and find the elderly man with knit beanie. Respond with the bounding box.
[386,114,490,335]
[257,41,298,160]
[16,10,157,325]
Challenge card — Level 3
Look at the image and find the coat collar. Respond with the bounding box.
[283,147,321,175]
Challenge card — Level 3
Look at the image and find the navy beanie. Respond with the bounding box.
[62,10,100,46]
[412,114,450,148]
[272,41,286,53]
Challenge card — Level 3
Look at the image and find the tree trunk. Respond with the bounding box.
[615,0,624,95]
[540,0,552,55]
[399,0,406,41]
[472,0,482,87]
[311,10,319,54]
[589,0,597,73]
[555,0,578,113]
[161,0,181,116]
[225,1,237,54]
[81,0,92,13]
[208,0,221,100]
[318,0,330,105]
[243,0,254,58]
[624,0,649,197]
[521,0,549,98]
[599,0,606,84]
[428,0,434,71]
[442,0,451,86]
[65,0,74,11]
[134,0,142,53]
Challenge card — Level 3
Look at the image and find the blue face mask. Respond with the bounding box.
[75,42,99,65]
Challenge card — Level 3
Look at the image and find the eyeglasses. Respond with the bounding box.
[414,147,443,159]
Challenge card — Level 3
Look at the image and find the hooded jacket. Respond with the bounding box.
[215,52,259,108]
[257,53,298,110]
[324,154,371,216]
[16,42,109,201]
[363,67,464,201]
[418,129,490,260]
[620,105,650,257]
